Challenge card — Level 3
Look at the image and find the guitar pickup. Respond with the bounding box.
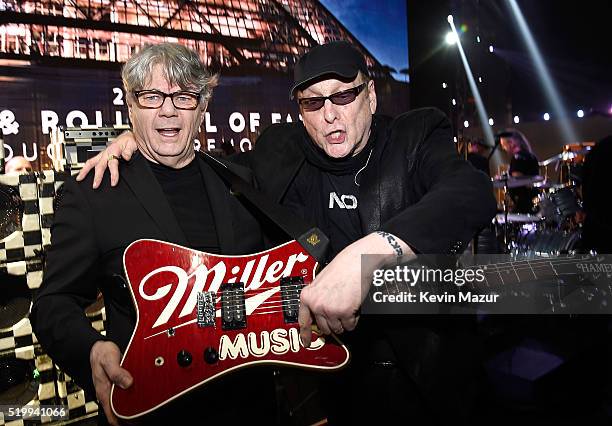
[197,291,216,328]
[280,276,304,323]
[220,282,247,330]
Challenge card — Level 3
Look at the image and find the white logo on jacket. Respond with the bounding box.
[328,192,357,209]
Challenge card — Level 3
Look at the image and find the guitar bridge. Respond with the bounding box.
[280,276,304,323]
[220,282,247,330]
[197,291,216,328]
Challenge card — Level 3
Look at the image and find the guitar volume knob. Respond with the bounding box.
[204,347,219,364]
[177,350,192,367]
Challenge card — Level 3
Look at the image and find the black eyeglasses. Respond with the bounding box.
[297,82,367,112]
[132,90,201,110]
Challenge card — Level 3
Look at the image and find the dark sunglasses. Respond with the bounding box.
[297,82,368,112]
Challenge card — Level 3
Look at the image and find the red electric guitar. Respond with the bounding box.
[110,239,350,419]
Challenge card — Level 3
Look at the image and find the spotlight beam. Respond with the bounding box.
[446,15,495,148]
[507,0,578,144]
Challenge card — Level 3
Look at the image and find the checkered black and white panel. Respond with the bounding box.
[55,362,99,422]
[0,308,107,425]
[0,173,40,260]
[86,306,107,336]
[0,351,58,426]
[0,173,45,289]
[55,367,99,423]
[0,259,44,291]
[0,317,38,361]
[60,125,130,174]
[54,307,105,423]
[37,170,69,251]
[1,162,107,424]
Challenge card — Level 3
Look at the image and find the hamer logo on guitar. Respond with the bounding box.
[111,239,350,419]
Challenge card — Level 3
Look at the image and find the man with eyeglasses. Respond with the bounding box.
[31,43,275,425]
[79,41,496,424]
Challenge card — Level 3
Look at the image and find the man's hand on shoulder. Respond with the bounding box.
[298,232,413,346]
[90,340,133,426]
[76,130,138,189]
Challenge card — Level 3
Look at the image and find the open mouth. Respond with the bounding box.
[156,128,181,137]
[326,130,346,143]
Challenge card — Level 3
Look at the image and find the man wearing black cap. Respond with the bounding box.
[80,40,496,424]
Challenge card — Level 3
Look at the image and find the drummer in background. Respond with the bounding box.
[498,129,539,214]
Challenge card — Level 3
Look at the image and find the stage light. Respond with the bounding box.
[513,115,520,124]
[508,0,577,144]
[446,14,495,147]
[464,120,469,128]
[543,113,550,121]
[453,137,458,143]
[452,98,457,106]
[489,45,494,53]
[445,32,458,45]
[488,118,494,126]
[577,109,584,118]
[476,36,481,43]
[447,15,454,24]
[478,77,483,83]
[442,82,447,89]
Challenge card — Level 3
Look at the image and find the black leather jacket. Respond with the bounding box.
[236,107,496,255]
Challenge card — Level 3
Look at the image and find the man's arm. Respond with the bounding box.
[76,131,138,188]
[381,109,497,254]
[77,131,254,188]
[299,232,412,346]
[299,109,496,345]
[30,179,132,425]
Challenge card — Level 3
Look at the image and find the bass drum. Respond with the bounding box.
[512,228,582,258]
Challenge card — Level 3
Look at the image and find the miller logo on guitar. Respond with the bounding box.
[110,239,350,419]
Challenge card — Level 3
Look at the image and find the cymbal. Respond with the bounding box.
[492,175,544,188]
[495,213,543,224]
[531,181,567,190]
[539,153,565,166]
[0,274,31,330]
[0,185,23,240]
[539,147,593,166]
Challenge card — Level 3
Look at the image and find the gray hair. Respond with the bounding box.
[122,43,219,103]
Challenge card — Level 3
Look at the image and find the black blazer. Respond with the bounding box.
[31,151,264,395]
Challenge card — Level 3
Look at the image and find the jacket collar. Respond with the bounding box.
[121,152,237,252]
[122,152,189,246]
[195,152,236,253]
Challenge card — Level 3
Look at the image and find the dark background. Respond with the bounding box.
[408,0,611,161]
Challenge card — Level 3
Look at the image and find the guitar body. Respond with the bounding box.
[111,239,349,419]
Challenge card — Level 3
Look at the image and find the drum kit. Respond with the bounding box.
[490,143,592,257]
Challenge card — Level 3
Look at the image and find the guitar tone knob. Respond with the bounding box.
[204,347,219,364]
[177,350,192,367]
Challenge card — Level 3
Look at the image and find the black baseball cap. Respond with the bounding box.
[290,41,369,99]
